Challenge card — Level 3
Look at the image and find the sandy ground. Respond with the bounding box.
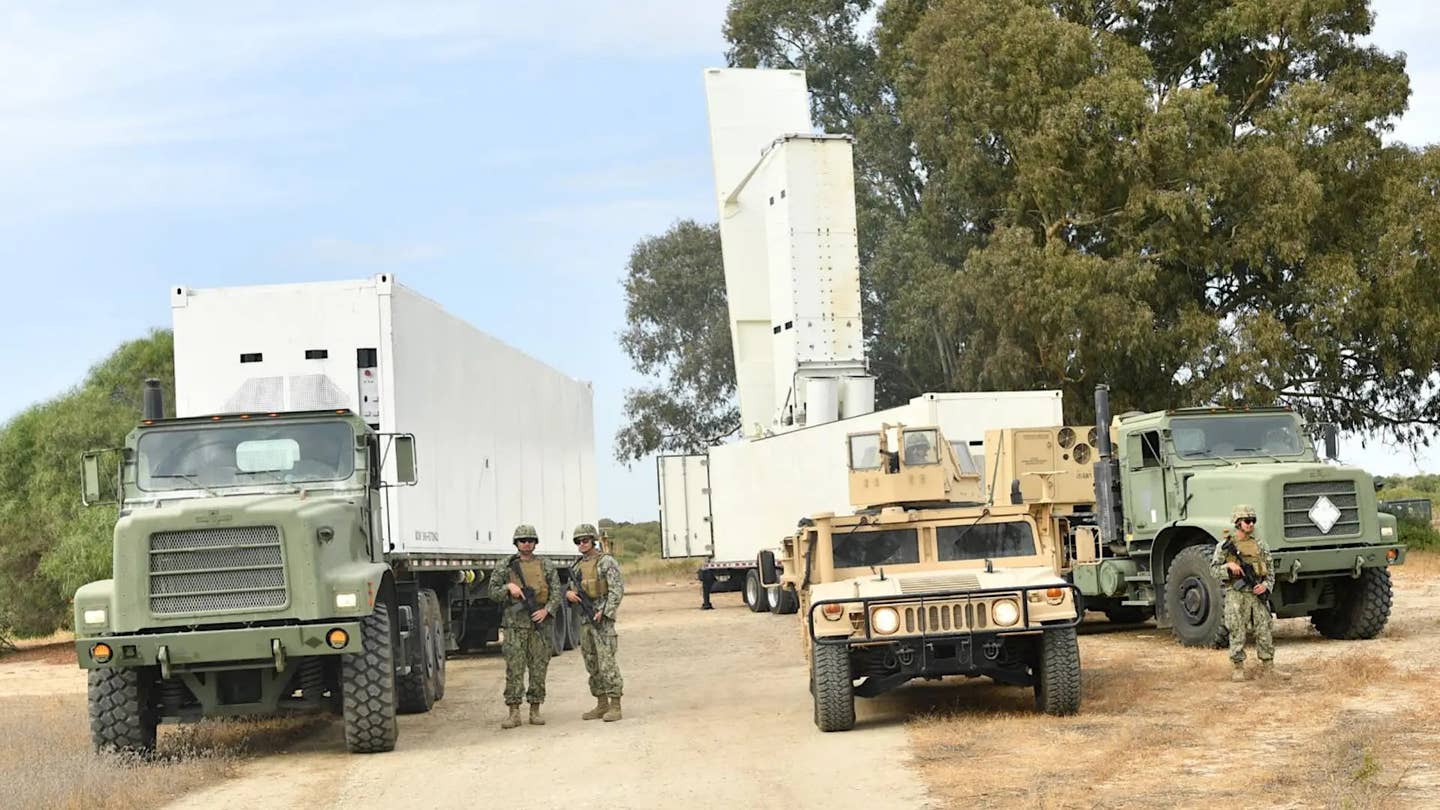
[162,583,931,810]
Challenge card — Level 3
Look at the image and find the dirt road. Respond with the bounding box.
[165,584,932,810]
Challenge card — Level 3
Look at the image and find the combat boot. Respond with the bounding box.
[1259,660,1291,681]
[529,703,545,725]
[500,704,522,729]
[1230,661,1246,682]
[582,696,610,721]
[602,697,622,722]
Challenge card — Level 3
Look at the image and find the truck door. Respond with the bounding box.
[657,454,712,558]
[1123,430,1167,533]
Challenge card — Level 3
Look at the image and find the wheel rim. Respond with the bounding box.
[1178,574,1211,626]
[746,576,757,604]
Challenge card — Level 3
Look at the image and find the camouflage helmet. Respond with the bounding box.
[1230,504,1257,523]
[512,524,539,543]
[572,523,599,542]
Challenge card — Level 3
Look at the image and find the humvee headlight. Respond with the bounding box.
[871,607,901,635]
[335,593,358,609]
[83,608,107,626]
[821,603,845,621]
[992,599,1021,627]
[91,643,113,664]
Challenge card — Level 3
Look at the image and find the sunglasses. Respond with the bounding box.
[573,537,596,546]
[1238,517,1256,525]
[516,538,538,543]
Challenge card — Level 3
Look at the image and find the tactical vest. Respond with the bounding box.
[578,556,608,600]
[510,558,549,604]
[1226,533,1270,579]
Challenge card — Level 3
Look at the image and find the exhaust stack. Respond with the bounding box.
[142,379,165,421]
[1093,385,1123,545]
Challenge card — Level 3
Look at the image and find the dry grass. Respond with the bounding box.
[1395,549,1440,578]
[0,693,328,810]
[622,556,705,589]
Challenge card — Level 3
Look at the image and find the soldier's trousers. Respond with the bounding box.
[580,617,623,698]
[502,620,554,705]
[1225,589,1274,664]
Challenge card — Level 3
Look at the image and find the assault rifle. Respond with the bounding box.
[509,559,543,624]
[1220,537,1270,605]
[568,577,601,625]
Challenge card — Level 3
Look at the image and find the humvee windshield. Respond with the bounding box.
[1171,414,1305,459]
[833,528,921,568]
[936,521,1036,561]
[137,421,356,492]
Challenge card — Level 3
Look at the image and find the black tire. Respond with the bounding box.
[1311,568,1393,640]
[397,599,438,714]
[343,601,399,753]
[1103,605,1152,624]
[565,602,583,650]
[774,587,800,615]
[1033,627,1081,716]
[424,591,446,702]
[550,605,569,655]
[811,641,855,732]
[1164,545,1228,648]
[745,570,771,613]
[88,666,158,755]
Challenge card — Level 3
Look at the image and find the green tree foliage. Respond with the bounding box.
[620,0,1439,445]
[0,330,174,634]
[615,221,739,460]
[597,519,662,562]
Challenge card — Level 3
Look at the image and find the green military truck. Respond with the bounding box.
[1078,385,1404,645]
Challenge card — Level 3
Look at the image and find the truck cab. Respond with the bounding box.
[1088,388,1404,646]
[74,388,429,755]
[766,425,1082,731]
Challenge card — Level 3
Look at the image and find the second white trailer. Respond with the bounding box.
[659,390,1065,608]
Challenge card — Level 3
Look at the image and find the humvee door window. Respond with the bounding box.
[833,528,920,568]
[902,429,939,465]
[849,434,882,470]
[936,522,1036,561]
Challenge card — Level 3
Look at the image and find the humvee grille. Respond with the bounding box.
[148,526,288,615]
[1282,481,1361,539]
[898,598,999,634]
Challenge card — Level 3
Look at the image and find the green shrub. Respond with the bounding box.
[1398,516,1440,551]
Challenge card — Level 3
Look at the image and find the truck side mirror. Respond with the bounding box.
[82,452,103,505]
[758,550,779,587]
[1323,425,1339,460]
[392,435,418,485]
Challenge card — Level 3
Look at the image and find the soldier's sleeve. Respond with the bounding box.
[543,559,562,614]
[488,555,513,602]
[600,555,625,619]
[1210,541,1229,581]
[1260,539,1276,591]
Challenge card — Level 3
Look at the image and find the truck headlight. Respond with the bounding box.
[83,608,107,626]
[871,607,901,635]
[335,593,358,609]
[992,599,1020,627]
[1381,526,1394,538]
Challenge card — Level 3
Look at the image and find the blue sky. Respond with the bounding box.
[1,1,1437,521]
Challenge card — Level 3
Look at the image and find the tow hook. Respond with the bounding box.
[1352,555,1365,579]
[983,641,1002,660]
[272,638,287,673]
[157,644,171,679]
[896,648,914,668]
[1287,558,1302,584]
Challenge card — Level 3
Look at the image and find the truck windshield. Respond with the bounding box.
[936,522,1036,561]
[137,421,356,492]
[1171,414,1306,459]
[833,528,920,568]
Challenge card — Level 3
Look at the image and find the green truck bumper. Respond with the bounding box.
[76,620,364,672]
[1272,543,1405,581]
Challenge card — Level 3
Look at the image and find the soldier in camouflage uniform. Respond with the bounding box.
[488,524,562,728]
[565,523,626,722]
[1211,505,1289,682]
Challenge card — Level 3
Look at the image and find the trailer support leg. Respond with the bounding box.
[700,570,715,610]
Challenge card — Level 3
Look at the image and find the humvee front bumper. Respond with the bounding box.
[76,620,364,674]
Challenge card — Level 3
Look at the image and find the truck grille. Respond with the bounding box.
[1282,481,1361,540]
[148,527,288,615]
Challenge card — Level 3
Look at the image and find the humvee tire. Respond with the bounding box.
[811,641,855,732]
[745,570,771,613]
[88,666,158,755]
[343,601,399,753]
[773,586,800,615]
[1165,545,1227,648]
[1034,627,1081,716]
[1311,567,1393,640]
[398,598,438,714]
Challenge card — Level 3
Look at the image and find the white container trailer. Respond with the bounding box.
[171,274,596,650]
[660,390,1064,609]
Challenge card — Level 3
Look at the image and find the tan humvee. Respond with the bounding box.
[759,424,1082,731]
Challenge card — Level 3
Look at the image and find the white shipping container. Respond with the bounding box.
[171,274,596,558]
[660,391,1064,562]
